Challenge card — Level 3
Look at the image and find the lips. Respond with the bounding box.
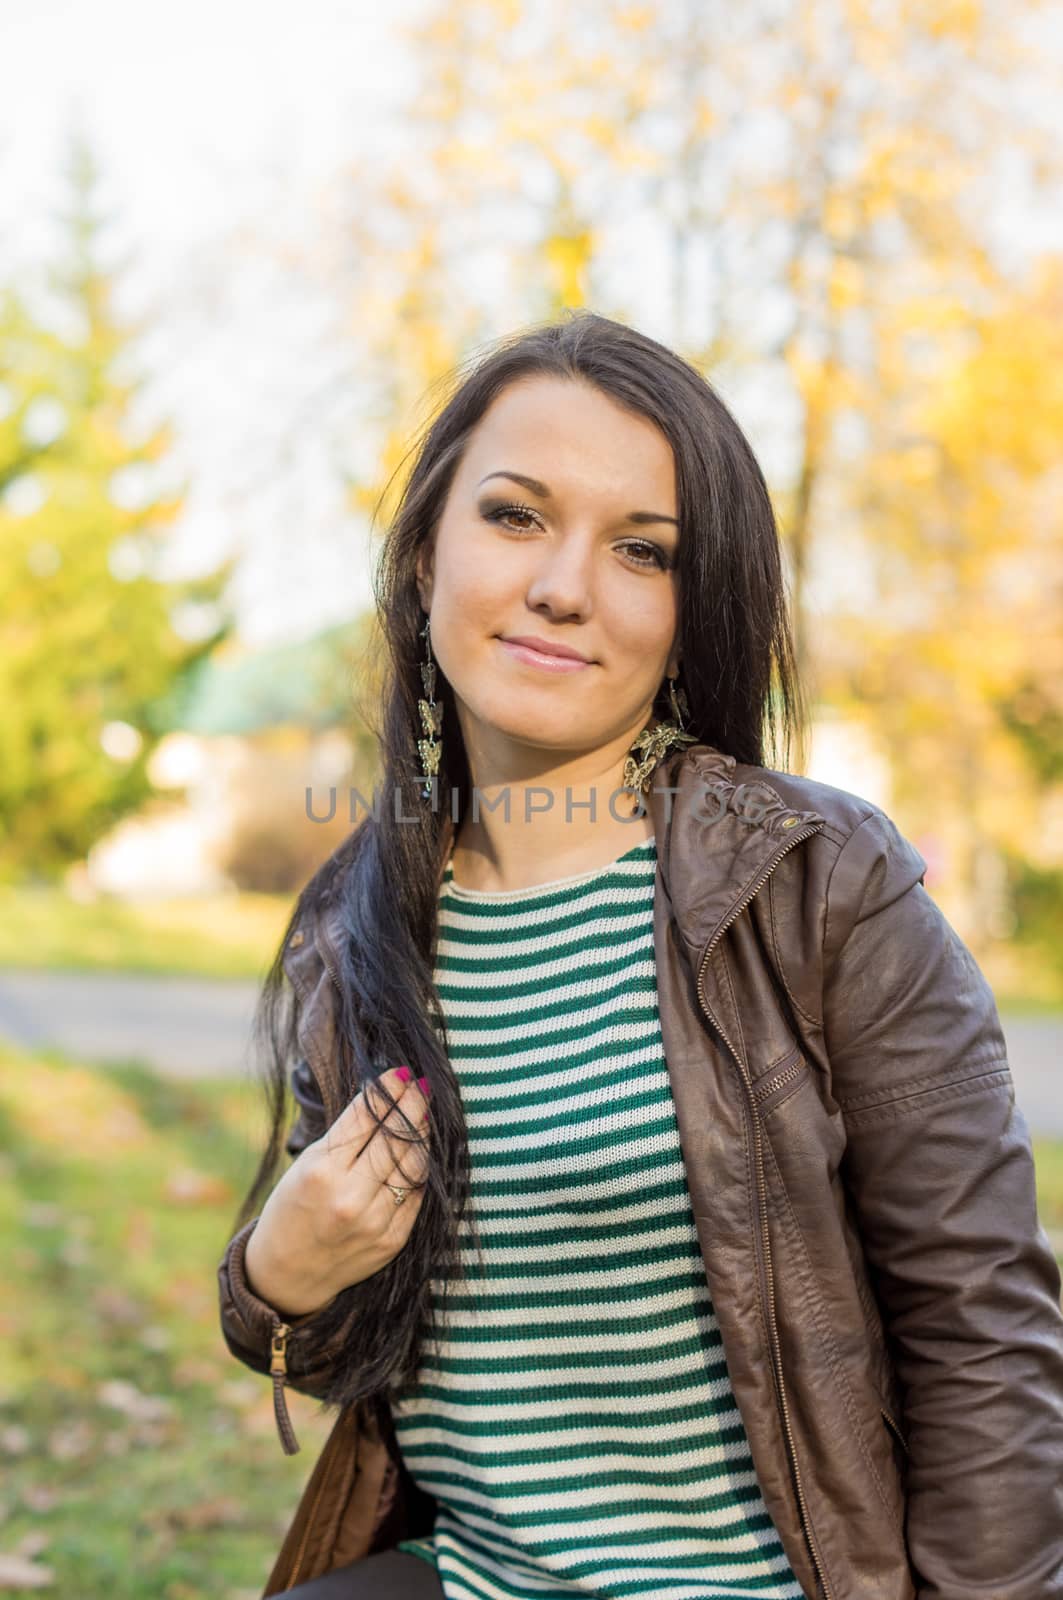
[500,635,591,662]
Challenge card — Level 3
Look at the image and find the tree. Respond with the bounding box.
[826,256,1063,954]
[0,129,233,880]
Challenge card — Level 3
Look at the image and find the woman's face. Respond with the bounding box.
[416,374,681,777]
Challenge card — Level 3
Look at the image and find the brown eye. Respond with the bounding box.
[619,540,670,570]
[482,502,542,533]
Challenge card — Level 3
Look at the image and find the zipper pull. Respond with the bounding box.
[270,1318,301,1455]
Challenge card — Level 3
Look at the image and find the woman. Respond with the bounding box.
[218,311,1063,1600]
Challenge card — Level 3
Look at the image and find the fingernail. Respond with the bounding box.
[417,1076,431,1099]
[395,1066,412,1083]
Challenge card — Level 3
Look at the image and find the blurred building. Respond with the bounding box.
[81,623,372,899]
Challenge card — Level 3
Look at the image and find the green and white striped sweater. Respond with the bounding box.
[393,833,802,1599]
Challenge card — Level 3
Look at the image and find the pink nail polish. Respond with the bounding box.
[395,1066,412,1083]
[417,1076,431,1099]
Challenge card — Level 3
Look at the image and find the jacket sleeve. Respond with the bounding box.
[821,807,1063,1600]
[217,1056,337,1406]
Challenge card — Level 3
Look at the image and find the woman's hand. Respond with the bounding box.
[244,1066,431,1317]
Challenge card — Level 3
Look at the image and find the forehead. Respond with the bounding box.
[460,376,677,507]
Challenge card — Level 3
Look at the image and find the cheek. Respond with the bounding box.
[434,524,523,619]
[600,574,677,660]
[439,565,507,624]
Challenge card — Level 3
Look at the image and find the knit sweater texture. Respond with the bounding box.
[392,833,802,1598]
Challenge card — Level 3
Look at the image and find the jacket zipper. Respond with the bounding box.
[223,1215,303,1455]
[316,919,342,992]
[695,818,836,1600]
[881,1406,910,1457]
[752,1052,806,1106]
[270,1318,301,1455]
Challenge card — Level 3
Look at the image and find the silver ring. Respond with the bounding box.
[386,1184,409,1205]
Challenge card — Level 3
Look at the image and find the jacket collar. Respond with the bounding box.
[647,743,827,967]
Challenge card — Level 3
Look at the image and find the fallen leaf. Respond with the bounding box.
[150,1497,245,1532]
[122,1210,153,1259]
[10,1536,46,1561]
[97,1380,173,1423]
[217,1379,259,1410]
[139,1326,172,1352]
[92,1286,142,1326]
[163,1168,232,1206]
[172,1357,222,1387]
[14,1061,154,1156]
[46,1421,93,1461]
[130,1420,176,1448]
[23,1205,62,1229]
[20,1489,61,1514]
[0,1549,53,1590]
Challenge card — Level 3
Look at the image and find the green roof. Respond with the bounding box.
[157,621,368,736]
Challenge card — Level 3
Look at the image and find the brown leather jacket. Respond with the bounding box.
[217,743,1063,1599]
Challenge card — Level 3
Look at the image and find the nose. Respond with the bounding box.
[524,533,595,623]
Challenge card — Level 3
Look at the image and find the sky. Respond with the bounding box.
[1,0,421,646]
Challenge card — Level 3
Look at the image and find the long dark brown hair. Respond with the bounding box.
[228,309,807,1442]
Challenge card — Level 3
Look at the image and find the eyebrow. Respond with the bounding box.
[477,470,679,528]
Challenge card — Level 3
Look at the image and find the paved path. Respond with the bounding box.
[0,968,262,1082]
[0,968,1059,1134]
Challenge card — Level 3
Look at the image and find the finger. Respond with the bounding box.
[381,1105,431,1188]
[325,1068,419,1162]
[360,1088,430,1188]
[364,1072,430,1153]
[373,1137,430,1233]
[373,1172,426,1245]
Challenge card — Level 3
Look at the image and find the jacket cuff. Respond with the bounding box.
[219,1218,325,1360]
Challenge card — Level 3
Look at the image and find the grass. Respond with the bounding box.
[1032,1138,1063,1250]
[0,1039,1061,1598]
[0,886,293,980]
[0,1042,335,1599]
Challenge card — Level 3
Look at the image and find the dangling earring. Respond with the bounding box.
[622,671,697,797]
[416,613,443,801]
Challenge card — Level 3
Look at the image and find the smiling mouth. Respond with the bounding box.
[496,636,594,670]
[498,635,592,661]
